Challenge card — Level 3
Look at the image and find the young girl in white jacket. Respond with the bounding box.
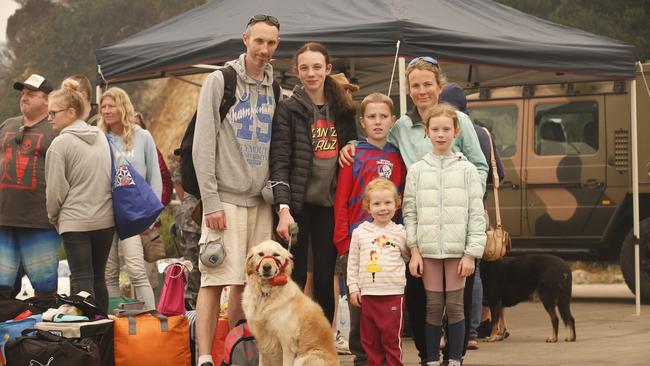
[402,103,486,366]
[347,178,409,366]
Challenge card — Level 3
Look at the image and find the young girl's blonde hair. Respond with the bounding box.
[362,177,401,211]
[423,103,459,129]
[97,87,136,150]
[49,79,85,119]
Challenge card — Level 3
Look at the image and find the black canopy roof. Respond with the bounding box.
[96,0,637,89]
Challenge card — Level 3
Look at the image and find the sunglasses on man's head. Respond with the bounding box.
[247,14,280,30]
[409,56,439,66]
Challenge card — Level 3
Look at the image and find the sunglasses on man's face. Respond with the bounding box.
[247,14,280,30]
[409,56,439,67]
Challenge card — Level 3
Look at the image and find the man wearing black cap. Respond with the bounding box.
[0,73,60,299]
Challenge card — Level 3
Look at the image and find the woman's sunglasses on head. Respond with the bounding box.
[409,56,439,67]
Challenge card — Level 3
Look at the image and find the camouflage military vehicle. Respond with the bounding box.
[467,63,650,302]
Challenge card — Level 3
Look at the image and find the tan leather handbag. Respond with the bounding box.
[482,127,512,261]
[141,225,166,262]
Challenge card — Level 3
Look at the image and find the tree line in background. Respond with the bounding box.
[496,0,649,63]
[0,0,206,119]
[0,0,648,119]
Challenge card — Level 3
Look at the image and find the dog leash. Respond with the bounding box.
[286,222,299,251]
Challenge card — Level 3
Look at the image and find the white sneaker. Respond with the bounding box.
[334,331,351,355]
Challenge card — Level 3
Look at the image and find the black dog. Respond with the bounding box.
[481,254,576,343]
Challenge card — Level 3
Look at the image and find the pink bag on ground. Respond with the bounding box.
[156,263,186,316]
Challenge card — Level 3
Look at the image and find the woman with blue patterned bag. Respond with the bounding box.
[99,87,162,311]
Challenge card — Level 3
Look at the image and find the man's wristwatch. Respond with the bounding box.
[278,204,290,214]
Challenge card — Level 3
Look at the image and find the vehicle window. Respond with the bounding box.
[534,101,598,156]
[468,105,518,157]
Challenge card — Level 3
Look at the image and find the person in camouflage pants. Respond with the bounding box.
[171,159,201,309]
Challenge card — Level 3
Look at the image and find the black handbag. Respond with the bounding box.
[0,296,60,322]
[5,329,101,366]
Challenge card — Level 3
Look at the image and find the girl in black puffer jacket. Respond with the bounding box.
[270,42,357,323]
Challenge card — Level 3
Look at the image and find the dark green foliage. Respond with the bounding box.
[0,0,207,119]
[497,0,649,62]
[0,0,647,119]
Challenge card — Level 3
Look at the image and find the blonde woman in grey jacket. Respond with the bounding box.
[45,79,114,312]
[402,103,486,366]
[99,87,161,311]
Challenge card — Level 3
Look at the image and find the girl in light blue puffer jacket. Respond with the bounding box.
[402,103,486,366]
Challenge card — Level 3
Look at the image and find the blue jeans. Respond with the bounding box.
[0,226,60,293]
[470,260,483,339]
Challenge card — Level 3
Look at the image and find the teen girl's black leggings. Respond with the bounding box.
[290,203,338,324]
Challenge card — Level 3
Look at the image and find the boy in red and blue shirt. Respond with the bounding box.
[333,93,407,364]
[334,93,407,255]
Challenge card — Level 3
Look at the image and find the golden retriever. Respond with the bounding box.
[243,240,339,366]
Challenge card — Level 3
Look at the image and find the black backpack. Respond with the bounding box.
[175,66,281,198]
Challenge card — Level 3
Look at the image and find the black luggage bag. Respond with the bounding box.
[5,329,101,366]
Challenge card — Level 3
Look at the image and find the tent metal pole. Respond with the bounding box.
[96,85,102,105]
[399,57,406,116]
[96,64,105,104]
[170,75,203,87]
[630,76,640,316]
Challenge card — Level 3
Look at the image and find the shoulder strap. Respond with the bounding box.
[218,65,238,120]
[105,134,116,180]
[272,80,281,103]
[482,127,502,227]
[218,65,281,116]
[105,133,135,168]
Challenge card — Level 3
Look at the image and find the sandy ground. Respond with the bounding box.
[340,284,650,366]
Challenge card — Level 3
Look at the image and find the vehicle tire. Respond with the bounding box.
[620,217,650,304]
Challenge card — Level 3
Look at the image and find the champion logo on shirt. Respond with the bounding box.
[230,92,273,166]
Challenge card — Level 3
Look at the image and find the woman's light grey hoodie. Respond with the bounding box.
[45,120,114,233]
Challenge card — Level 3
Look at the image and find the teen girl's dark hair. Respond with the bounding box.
[293,42,355,113]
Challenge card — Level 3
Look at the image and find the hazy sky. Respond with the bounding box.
[0,0,20,44]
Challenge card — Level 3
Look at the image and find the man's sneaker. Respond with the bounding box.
[334,331,351,355]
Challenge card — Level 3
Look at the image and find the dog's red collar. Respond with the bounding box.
[255,255,288,286]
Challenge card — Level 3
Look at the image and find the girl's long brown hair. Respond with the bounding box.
[293,42,355,114]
